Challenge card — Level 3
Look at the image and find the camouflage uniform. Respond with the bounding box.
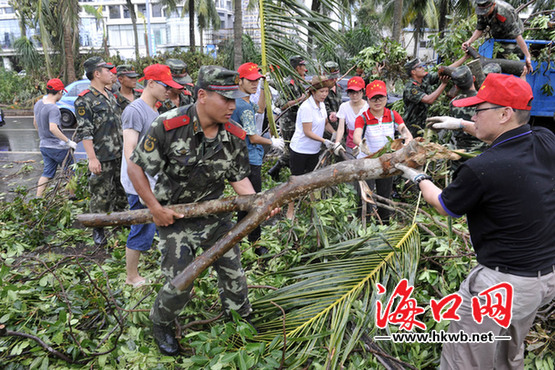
[74,85,127,214]
[449,91,485,153]
[402,72,440,137]
[131,76,252,325]
[166,58,195,103]
[323,61,343,135]
[115,89,142,112]
[157,91,194,114]
[476,0,523,39]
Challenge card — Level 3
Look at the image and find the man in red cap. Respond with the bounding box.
[397,73,555,369]
[121,64,182,288]
[33,78,77,197]
[232,62,284,253]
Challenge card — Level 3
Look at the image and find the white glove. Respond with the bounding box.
[323,139,335,150]
[395,164,431,184]
[426,116,463,130]
[270,137,285,151]
[331,132,337,142]
[333,142,345,156]
[67,140,78,150]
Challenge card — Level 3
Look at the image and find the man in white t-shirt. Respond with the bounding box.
[120,64,183,287]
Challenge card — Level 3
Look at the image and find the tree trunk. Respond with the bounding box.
[412,16,422,58]
[77,140,460,292]
[307,0,321,57]
[63,23,76,83]
[189,0,195,51]
[233,0,243,69]
[126,0,140,60]
[392,0,403,43]
[438,0,448,39]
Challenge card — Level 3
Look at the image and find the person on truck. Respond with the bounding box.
[462,0,533,74]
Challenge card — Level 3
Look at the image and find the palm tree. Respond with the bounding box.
[82,5,109,58]
[233,0,243,68]
[197,0,221,53]
[57,0,80,83]
[125,0,140,60]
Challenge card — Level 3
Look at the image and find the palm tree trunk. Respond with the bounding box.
[392,0,403,42]
[438,0,448,39]
[233,0,243,68]
[126,0,140,59]
[189,0,196,51]
[308,0,321,56]
[63,23,76,83]
[413,16,422,58]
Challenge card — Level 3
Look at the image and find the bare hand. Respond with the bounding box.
[462,41,470,51]
[329,112,337,122]
[439,75,451,84]
[88,158,101,175]
[524,57,533,74]
[266,207,281,220]
[152,206,184,227]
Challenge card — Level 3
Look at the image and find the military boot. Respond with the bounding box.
[267,162,283,181]
[152,324,179,356]
[92,228,106,247]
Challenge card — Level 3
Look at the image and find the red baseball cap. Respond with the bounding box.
[453,73,533,111]
[139,64,183,89]
[110,66,117,74]
[46,78,67,93]
[347,76,365,91]
[366,80,387,99]
[238,62,264,80]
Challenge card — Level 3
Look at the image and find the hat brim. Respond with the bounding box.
[173,75,193,85]
[215,89,249,99]
[452,95,485,107]
[475,4,492,16]
[366,90,387,100]
[162,79,184,89]
[241,72,265,81]
[119,72,140,78]
[347,86,364,92]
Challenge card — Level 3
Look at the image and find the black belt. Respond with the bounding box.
[493,265,555,278]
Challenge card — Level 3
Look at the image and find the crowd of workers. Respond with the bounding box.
[30,0,554,367]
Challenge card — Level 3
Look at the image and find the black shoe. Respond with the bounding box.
[152,324,179,356]
[254,246,269,256]
[92,228,106,246]
[267,162,282,181]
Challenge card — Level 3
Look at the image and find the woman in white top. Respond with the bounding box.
[287,75,335,218]
[353,80,413,222]
[334,76,369,159]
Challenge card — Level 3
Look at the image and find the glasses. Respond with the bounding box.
[474,106,505,114]
[156,81,171,90]
[369,95,386,102]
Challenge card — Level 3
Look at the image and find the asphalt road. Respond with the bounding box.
[0,116,87,162]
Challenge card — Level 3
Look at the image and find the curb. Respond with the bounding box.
[4,110,34,117]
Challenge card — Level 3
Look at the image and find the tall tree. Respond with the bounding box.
[392,0,403,42]
[197,0,221,52]
[233,0,243,68]
[57,0,80,83]
[82,5,109,57]
[126,0,140,59]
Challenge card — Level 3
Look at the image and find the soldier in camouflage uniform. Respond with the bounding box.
[157,59,194,114]
[267,55,308,180]
[127,66,259,356]
[74,57,127,246]
[114,65,141,112]
[323,61,343,139]
[463,0,532,73]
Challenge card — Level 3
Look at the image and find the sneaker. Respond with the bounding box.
[152,324,179,356]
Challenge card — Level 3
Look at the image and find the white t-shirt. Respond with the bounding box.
[290,96,327,154]
[336,101,368,148]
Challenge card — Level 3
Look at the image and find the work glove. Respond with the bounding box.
[395,164,432,185]
[426,116,463,130]
[323,139,335,150]
[67,140,78,150]
[270,137,285,151]
[333,142,345,156]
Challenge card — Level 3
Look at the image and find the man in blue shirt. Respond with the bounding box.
[232,62,284,253]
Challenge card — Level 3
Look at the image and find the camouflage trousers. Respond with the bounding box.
[276,118,296,167]
[89,158,127,214]
[150,215,251,326]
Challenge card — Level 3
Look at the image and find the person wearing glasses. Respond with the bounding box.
[120,64,182,288]
[397,73,555,370]
[74,56,127,246]
[334,76,368,159]
[463,0,532,74]
[353,80,412,223]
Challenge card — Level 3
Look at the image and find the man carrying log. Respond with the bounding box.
[398,73,555,369]
[127,66,272,356]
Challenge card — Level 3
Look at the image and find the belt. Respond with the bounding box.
[494,265,555,278]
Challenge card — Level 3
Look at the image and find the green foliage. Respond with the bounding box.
[218,34,262,70]
[0,69,43,108]
[353,39,408,81]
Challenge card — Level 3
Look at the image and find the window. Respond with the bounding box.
[123,4,131,18]
[137,4,146,16]
[152,3,162,17]
[109,5,121,19]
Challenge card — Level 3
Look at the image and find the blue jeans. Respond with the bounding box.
[40,147,73,178]
[126,194,157,252]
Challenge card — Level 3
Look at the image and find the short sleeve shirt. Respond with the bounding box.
[337,101,368,148]
[439,124,555,272]
[131,104,250,206]
[354,108,403,156]
[290,96,327,154]
[231,98,264,166]
[34,99,66,149]
[476,0,523,39]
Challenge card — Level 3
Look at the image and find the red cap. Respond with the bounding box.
[238,62,264,80]
[46,78,67,93]
[139,64,184,89]
[453,73,533,111]
[347,76,365,91]
[366,80,387,99]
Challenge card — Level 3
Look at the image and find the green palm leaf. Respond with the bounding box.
[251,224,420,368]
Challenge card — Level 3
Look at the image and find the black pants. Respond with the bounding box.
[237,164,262,242]
[359,177,393,222]
[289,149,319,176]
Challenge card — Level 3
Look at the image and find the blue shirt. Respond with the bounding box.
[231,98,264,165]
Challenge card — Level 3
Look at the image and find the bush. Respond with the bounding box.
[0,70,44,108]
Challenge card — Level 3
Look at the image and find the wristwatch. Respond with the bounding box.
[413,173,432,185]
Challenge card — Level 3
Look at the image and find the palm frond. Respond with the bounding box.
[251,224,421,368]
